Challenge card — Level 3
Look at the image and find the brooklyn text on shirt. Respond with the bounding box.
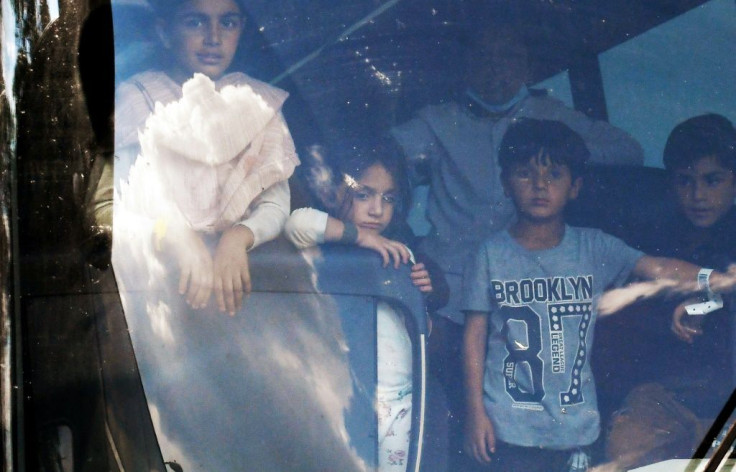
[491,275,593,305]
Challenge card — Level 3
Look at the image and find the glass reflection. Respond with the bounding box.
[17,0,732,470]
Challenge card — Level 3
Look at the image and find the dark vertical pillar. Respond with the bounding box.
[569,54,609,122]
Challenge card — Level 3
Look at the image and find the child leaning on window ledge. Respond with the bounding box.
[284,140,448,472]
[111,0,299,316]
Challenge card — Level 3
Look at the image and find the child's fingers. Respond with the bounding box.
[673,328,687,342]
[187,270,203,305]
[213,265,234,314]
[392,247,403,269]
[179,267,191,295]
[241,267,252,295]
[385,243,402,268]
[473,441,492,464]
[397,243,411,265]
[383,239,408,267]
[671,323,692,343]
[413,277,432,290]
[671,320,698,343]
[378,247,390,267]
[485,428,496,455]
[410,268,433,292]
[465,432,490,464]
[228,269,247,315]
[231,284,243,316]
[201,269,214,308]
[671,303,700,343]
[192,272,212,309]
[215,277,226,312]
[223,275,236,315]
[186,272,200,307]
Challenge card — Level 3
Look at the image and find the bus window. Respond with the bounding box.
[5,1,736,471]
[600,0,736,167]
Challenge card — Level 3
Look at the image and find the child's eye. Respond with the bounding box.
[549,169,564,180]
[513,169,531,180]
[180,15,206,29]
[354,191,371,201]
[382,194,398,205]
[221,15,243,30]
[705,176,725,187]
[674,176,693,188]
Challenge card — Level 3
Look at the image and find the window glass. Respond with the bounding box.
[6,1,735,471]
[536,70,574,109]
[601,0,736,167]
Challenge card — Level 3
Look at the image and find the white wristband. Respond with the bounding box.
[685,268,722,315]
[697,268,714,294]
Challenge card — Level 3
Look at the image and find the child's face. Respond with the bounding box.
[345,164,398,236]
[503,151,581,223]
[161,0,244,81]
[672,155,736,228]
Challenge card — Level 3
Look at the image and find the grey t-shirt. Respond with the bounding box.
[462,226,644,449]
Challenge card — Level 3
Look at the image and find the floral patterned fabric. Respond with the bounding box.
[377,301,413,471]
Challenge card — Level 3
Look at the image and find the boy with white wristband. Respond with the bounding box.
[462,118,736,471]
[603,114,736,469]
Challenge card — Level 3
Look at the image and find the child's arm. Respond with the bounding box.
[410,254,450,311]
[212,181,289,315]
[236,181,290,250]
[599,256,736,315]
[213,225,254,315]
[157,223,214,310]
[463,311,496,464]
[632,256,734,289]
[284,208,411,268]
[331,219,411,268]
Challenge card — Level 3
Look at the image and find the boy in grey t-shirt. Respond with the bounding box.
[462,118,736,471]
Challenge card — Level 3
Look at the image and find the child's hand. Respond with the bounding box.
[671,299,704,343]
[213,225,254,316]
[356,229,411,268]
[174,228,214,310]
[410,263,433,293]
[464,410,496,464]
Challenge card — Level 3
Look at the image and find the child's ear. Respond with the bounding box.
[156,21,171,49]
[569,176,583,200]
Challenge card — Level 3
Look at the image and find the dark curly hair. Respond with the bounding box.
[499,118,589,181]
[663,113,736,173]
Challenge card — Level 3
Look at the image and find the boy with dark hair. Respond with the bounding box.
[462,117,735,472]
[602,114,736,470]
[390,18,643,442]
[666,114,735,344]
[663,113,736,231]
